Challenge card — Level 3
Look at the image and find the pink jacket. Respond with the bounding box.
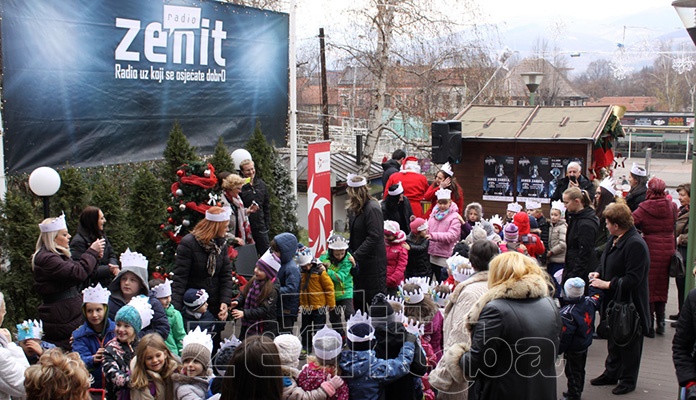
[427,203,461,258]
[385,240,409,289]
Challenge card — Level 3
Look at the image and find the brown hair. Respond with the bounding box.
[594,187,616,218]
[24,348,91,400]
[131,334,180,390]
[678,183,691,197]
[603,202,634,230]
[402,283,439,324]
[241,275,276,303]
[346,177,374,215]
[436,170,462,204]
[190,206,228,243]
[563,187,592,208]
[221,335,283,400]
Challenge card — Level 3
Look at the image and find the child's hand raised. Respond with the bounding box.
[230,309,244,320]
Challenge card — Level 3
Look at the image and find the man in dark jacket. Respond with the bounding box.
[381,149,405,188]
[239,159,271,256]
[551,162,596,202]
[563,205,599,289]
[672,288,696,398]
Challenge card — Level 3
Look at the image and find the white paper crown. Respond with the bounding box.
[295,245,313,266]
[151,279,172,299]
[387,181,404,196]
[16,320,43,341]
[206,206,232,222]
[39,213,67,233]
[447,254,473,282]
[182,326,213,354]
[120,248,148,270]
[346,310,375,343]
[550,200,566,214]
[435,188,452,200]
[599,176,617,197]
[327,233,349,250]
[219,335,242,352]
[507,202,522,213]
[313,325,343,360]
[346,173,367,188]
[441,162,454,177]
[631,162,647,177]
[526,200,542,210]
[130,295,154,330]
[401,316,425,337]
[83,283,111,304]
[399,277,431,304]
[384,220,400,235]
[489,214,503,228]
[385,294,404,309]
[430,283,454,308]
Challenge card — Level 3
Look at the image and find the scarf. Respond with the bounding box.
[433,208,450,221]
[197,238,222,277]
[242,278,266,334]
[229,195,254,245]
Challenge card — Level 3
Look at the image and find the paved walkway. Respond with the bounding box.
[613,156,692,190]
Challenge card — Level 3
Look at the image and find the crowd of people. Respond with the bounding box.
[0,151,694,400]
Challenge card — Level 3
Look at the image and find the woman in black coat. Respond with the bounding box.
[70,206,119,288]
[625,164,648,212]
[381,182,413,234]
[589,202,650,395]
[562,187,599,289]
[346,174,387,312]
[672,287,696,398]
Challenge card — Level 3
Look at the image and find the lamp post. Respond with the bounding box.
[28,167,61,219]
[520,72,544,106]
[673,0,696,296]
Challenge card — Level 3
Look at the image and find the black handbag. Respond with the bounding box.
[670,249,685,278]
[605,279,641,347]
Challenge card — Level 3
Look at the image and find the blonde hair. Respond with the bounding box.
[190,206,228,243]
[346,183,374,215]
[32,219,71,270]
[239,159,254,171]
[487,252,550,295]
[222,173,246,190]
[131,334,180,390]
[24,348,91,400]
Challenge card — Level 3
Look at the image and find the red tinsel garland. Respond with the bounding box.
[180,163,218,189]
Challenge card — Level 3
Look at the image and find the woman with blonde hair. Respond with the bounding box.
[172,206,234,325]
[220,173,257,247]
[24,348,91,400]
[32,214,105,350]
[433,251,561,400]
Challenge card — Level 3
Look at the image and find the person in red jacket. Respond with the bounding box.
[384,220,409,297]
[423,162,464,215]
[384,156,429,218]
[513,212,545,260]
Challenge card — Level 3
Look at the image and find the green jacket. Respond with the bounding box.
[319,250,354,301]
[164,304,186,356]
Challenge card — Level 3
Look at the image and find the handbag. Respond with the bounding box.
[671,249,685,278]
[604,279,641,347]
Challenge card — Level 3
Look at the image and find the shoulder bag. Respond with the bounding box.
[671,211,687,278]
[605,278,641,347]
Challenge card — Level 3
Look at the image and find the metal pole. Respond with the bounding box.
[687,130,690,163]
[42,197,50,219]
[529,92,536,107]
[628,129,633,160]
[687,111,696,297]
[288,0,298,199]
[645,147,652,176]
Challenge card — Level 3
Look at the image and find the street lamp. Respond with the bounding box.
[520,72,544,106]
[673,0,696,296]
[28,167,61,219]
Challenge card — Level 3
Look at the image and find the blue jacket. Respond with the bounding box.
[274,233,301,317]
[72,318,116,389]
[338,341,415,400]
[559,289,602,353]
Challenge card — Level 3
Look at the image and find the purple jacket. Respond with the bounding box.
[427,203,461,258]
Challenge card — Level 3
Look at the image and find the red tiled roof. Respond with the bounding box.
[587,96,658,112]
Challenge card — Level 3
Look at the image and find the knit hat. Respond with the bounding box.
[114,295,153,333]
[181,326,213,368]
[257,249,282,279]
[564,277,585,299]
[313,325,343,361]
[409,217,428,233]
[212,336,242,375]
[274,334,302,368]
[469,225,488,242]
[504,223,519,242]
[528,215,539,230]
[295,244,313,267]
[648,177,667,197]
[327,234,349,250]
[369,293,395,325]
[183,288,209,310]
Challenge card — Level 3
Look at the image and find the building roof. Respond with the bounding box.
[453,105,613,141]
[505,58,589,100]
[281,150,383,186]
[587,96,658,112]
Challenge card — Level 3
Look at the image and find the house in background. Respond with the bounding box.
[503,58,589,107]
[587,96,658,112]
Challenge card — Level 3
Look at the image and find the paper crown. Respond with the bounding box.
[430,283,454,308]
[435,188,452,200]
[313,325,343,360]
[120,248,148,270]
[488,214,503,228]
[182,326,213,355]
[219,335,242,351]
[399,277,431,304]
[295,244,313,266]
[550,200,566,213]
[129,295,154,330]
[16,320,43,341]
[525,200,542,210]
[206,206,232,222]
[151,279,172,299]
[38,213,67,233]
[383,220,400,236]
[346,173,367,188]
[599,176,617,197]
[346,310,375,343]
[387,181,404,196]
[327,233,349,250]
[447,254,473,282]
[385,294,405,309]
[258,249,282,273]
[631,162,647,177]
[507,202,522,213]
[441,162,454,177]
[83,283,111,304]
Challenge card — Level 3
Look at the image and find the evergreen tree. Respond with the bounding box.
[209,136,234,173]
[92,174,134,254]
[245,121,275,187]
[128,167,166,265]
[54,167,89,230]
[162,121,199,182]
[270,147,299,237]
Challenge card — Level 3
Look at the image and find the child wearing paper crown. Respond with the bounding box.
[319,234,355,339]
[297,326,350,400]
[547,200,568,298]
[559,277,602,400]
[103,295,154,400]
[171,327,214,400]
[297,244,336,359]
[402,278,443,365]
[207,335,242,396]
[230,249,281,338]
[150,278,186,356]
[182,288,217,334]
[406,217,431,279]
[72,283,116,390]
[15,320,55,365]
[130,333,180,400]
[427,188,461,284]
[384,220,409,296]
[274,334,345,400]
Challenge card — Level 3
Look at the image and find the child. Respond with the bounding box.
[461,202,483,239]
[274,334,345,399]
[402,279,443,364]
[384,220,409,296]
[431,283,453,309]
[488,214,504,237]
[72,283,116,390]
[172,327,214,400]
[150,278,186,356]
[298,245,335,359]
[320,234,355,338]
[506,202,522,223]
[103,295,153,400]
[512,211,545,260]
[297,326,349,400]
[405,217,431,279]
[230,249,281,338]
[130,333,180,400]
[547,200,568,298]
[502,223,527,255]
[16,319,55,365]
[527,200,550,265]
[338,310,418,400]
[182,288,217,333]
[271,233,301,335]
[443,254,474,286]
[208,335,242,396]
[427,189,461,283]
[559,278,601,400]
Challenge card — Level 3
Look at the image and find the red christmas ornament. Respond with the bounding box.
[176,169,185,177]
[167,206,173,213]
[159,224,165,230]
[168,217,174,224]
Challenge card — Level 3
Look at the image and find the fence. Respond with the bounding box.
[614,130,693,160]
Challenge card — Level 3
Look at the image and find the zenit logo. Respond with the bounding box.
[115,5,226,67]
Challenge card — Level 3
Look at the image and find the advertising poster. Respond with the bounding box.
[549,157,585,198]
[517,156,551,204]
[307,141,332,258]
[482,155,514,202]
[1,0,289,172]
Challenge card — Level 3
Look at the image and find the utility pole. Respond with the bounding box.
[319,28,329,140]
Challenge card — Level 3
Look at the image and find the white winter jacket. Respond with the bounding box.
[0,341,29,400]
